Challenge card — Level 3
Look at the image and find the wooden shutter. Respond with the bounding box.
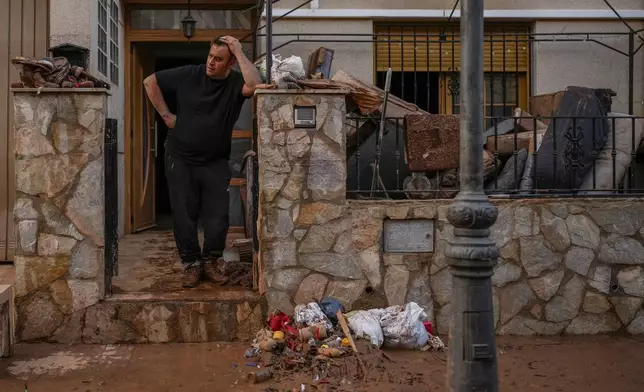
[375,24,530,73]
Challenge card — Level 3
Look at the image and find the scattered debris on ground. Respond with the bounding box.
[241,298,445,390]
[214,239,254,289]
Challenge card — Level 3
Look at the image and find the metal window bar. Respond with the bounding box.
[346,114,644,199]
[252,15,641,200]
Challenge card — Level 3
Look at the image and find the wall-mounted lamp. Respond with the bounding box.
[181,0,197,40]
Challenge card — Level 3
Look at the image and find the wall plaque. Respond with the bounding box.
[383,219,435,253]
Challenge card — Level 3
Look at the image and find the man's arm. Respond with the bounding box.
[220,36,263,97]
[143,74,175,127]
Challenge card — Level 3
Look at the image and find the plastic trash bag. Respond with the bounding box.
[294,302,333,331]
[347,310,384,347]
[320,297,345,326]
[378,302,430,349]
[255,54,306,89]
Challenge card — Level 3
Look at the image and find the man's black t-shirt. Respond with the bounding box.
[155,64,249,165]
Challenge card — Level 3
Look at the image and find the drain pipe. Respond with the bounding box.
[265,0,273,84]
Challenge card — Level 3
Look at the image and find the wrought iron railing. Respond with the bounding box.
[347,114,644,199]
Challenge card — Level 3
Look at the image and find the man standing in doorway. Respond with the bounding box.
[143,36,263,287]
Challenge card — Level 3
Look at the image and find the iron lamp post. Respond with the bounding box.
[445,0,500,391]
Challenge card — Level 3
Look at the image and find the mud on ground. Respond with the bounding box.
[1,336,644,391]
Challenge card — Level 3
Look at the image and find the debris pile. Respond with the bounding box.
[215,239,254,289]
[10,56,110,89]
[242,298,445,390]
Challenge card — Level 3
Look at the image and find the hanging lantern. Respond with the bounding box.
[181,1,196,40]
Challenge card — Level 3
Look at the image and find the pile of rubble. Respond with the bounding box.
[257,47,644,197]
[214,239,255,289]
[241,298,445,390]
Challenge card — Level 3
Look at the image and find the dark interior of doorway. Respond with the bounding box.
[153,55,207,230]
[376,71,440,114]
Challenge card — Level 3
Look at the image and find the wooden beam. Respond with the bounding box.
[124,0,256,7]
[126,29,251,42]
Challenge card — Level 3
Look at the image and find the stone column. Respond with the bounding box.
[256,90,367,314]
[11,88,109,342]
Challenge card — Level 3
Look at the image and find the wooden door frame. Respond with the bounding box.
[123,4,256,234]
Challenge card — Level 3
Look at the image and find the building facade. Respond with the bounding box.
[268,0,644,116]
[1,0,639,259]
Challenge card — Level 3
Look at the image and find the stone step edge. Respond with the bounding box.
[104,290,262,304]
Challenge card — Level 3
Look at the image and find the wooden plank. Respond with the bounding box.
[34,0,49,57]
[0,0,10,261]
[485,129,547,156]
[21,0,36,57]
[529,91,565,126]
[6,0,25,262]
[126,29,251,42]
[232,130,252,138]
[124,0,255,7]
[124,39,132,234]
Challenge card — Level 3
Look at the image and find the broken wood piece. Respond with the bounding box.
[485,129,546,156]
[529,90,565,125]
[335,310,358,353]
[307,47,335,79]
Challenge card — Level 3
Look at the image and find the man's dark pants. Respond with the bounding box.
[164,151,230,265]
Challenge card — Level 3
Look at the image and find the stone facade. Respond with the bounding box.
[257,90,358,315]
[12,89,108,342]
[256,91,644,336]
[349,199,644,336]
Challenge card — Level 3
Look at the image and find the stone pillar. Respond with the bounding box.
[11,88,109,342]
[257,90,367,314]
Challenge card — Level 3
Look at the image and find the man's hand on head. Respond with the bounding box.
[219,36,243,57]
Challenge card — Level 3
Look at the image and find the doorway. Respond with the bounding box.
[115,41,254,295]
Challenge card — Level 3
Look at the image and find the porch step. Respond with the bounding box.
[49,290,266,345]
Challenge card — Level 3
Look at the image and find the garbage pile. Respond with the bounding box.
[213,239,254,289]
[242,298,445,390]
[10,56,110,89]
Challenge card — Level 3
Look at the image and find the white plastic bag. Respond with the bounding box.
[347,310,384,347]
[378,302,430,349]
[294,302,333,331]
[254,54,306,88]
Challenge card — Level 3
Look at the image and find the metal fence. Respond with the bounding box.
[346,114,644,199]
[253,14,643,200]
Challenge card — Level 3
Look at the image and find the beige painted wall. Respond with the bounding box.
[276,0,644,10]
[533,21,644,115]
[49,0,91,49]
[263,18,644,116]
[261,19,375,84]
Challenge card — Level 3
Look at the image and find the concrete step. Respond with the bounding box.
[43,290,267,345]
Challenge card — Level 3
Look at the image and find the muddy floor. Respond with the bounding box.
[1,335,643,391]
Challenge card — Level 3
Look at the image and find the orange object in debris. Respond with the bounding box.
[319,347,344,358]
[341,337,350,347]
[272,331,285,341]
[298,325,328,341]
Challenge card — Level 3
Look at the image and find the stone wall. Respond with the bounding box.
[349,199,644,336]
[257,90,354,316]
[12,89,108,342]
[256,91,644,336]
